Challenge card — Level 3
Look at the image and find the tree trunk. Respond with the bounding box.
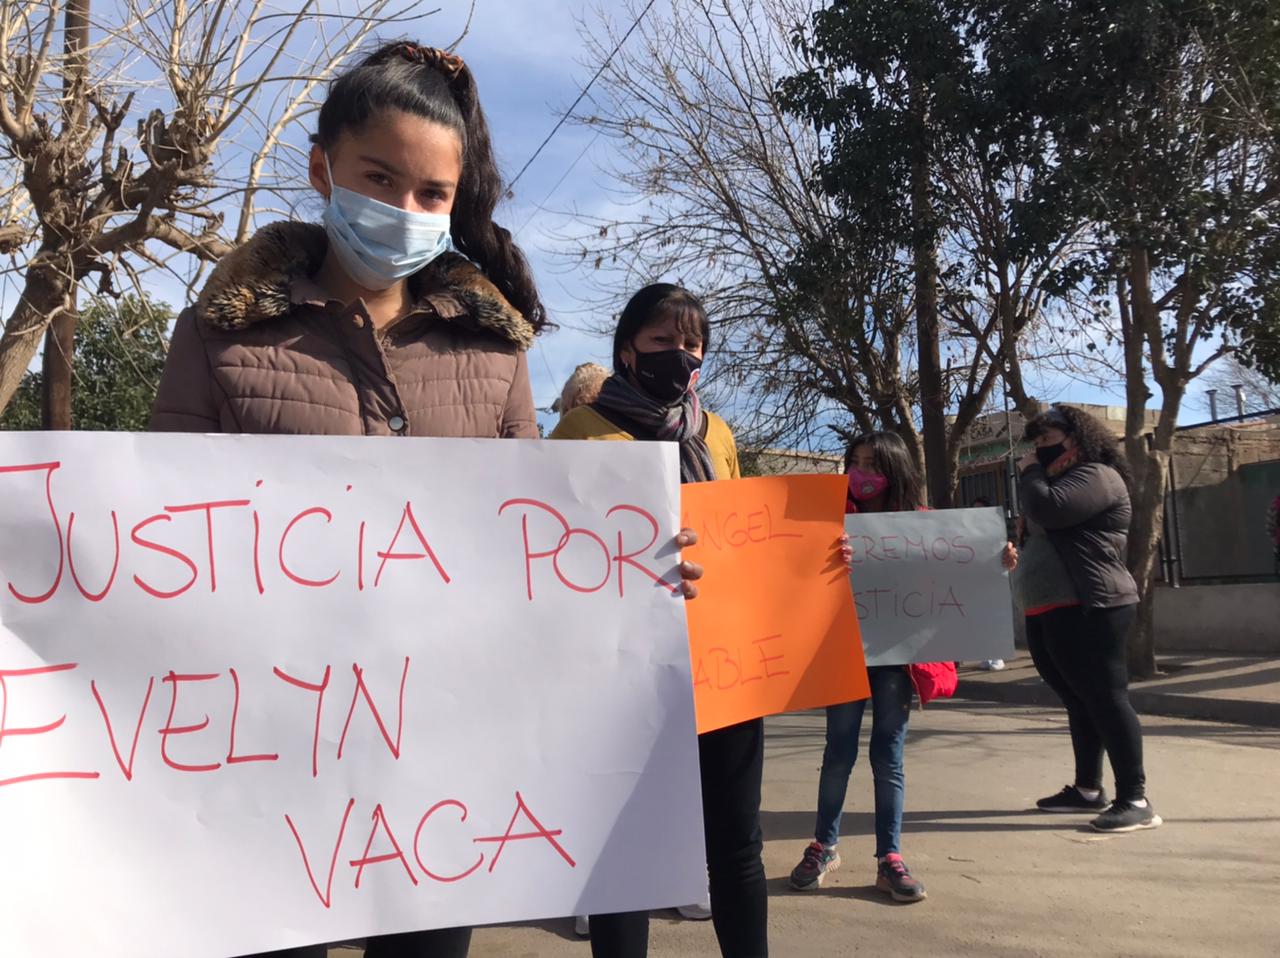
[41,309,76,429]
[41,0,92,430]
[911,81,949,508]
[1123,439,1166,679]
[896,420,926,485]
[1117,258,1182,681]
[0,259,76,414]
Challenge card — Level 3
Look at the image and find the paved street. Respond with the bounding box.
[329,700,1280,957]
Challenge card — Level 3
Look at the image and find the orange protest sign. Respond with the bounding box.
[681,475,869,733]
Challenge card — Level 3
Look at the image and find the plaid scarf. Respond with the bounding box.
[592,374,716,484]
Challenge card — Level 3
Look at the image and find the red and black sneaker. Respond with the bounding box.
[789,841,841,891]
[876,854,927,903]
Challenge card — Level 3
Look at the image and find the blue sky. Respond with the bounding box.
[395,2,1211,427]
[423,1,1175,427]
[0,0,622,425]
[435,1,626,422]
[4,0,1224,432]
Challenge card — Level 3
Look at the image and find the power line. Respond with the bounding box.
[505,0,659,193]
[515,131,602,239]
[532,337,559,412]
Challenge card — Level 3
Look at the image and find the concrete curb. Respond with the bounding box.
[954,671,1280,728]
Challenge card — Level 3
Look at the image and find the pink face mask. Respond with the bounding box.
[847,468,889,501]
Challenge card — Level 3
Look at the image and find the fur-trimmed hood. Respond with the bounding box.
[193,221,534,349]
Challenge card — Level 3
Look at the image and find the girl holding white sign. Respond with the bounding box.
[789,432,1017,903]
[150,41,703,958]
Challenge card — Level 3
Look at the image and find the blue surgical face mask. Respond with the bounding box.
[320,156,452,291]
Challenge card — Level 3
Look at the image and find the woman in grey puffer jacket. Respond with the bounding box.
[1013,404,1161,833]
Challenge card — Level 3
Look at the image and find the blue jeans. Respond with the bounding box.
[813,665,912,857]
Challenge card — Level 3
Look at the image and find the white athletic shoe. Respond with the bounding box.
[677,901,712,920]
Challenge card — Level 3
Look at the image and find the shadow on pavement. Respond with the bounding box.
[765,874,903,906]
[760,807,1088,842]
[1138,665,1280,696]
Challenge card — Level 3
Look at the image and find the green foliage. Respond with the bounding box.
[988,0,1280,347]
[1237,236,1280,382]
[1241,316,1280,383]
[782,1,957,231]
[777,0,1072,491]
[782,0,1280,387]
[778,0,1052,277]
[1,296,173,432]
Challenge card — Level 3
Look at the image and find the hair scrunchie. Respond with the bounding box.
[394,43,466,79]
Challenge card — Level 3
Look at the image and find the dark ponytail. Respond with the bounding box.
[314,41,548,332]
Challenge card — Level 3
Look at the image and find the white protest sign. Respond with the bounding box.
[846,507,1014,666]
[0,433,705,958]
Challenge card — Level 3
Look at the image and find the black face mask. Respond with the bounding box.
[631,349,702,405]
[1035,442,1068,469]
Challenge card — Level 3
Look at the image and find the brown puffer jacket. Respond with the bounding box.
[149,221,538,438]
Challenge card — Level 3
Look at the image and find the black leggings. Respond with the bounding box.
[240,927,473,958]
[592,717,768,958]
[1026,603,1147,802]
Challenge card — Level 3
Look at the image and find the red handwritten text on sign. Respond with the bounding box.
[692,634,791,692]
[288,790,574,908]
[0,656,577,903]
[0,435,707,956]
[0,659,411,787]
[0,463,684,608]
[847,534,976,565]
[848,533,975,622]
[0,462,452,602]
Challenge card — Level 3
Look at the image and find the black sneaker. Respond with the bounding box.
[1091,800,1163,833]
[1036,784,1109,813]
[789,841,840,891]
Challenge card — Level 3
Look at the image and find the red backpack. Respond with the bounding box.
[908,661,958,707]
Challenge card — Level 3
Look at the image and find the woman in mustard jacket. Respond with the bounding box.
[552,284,762,958]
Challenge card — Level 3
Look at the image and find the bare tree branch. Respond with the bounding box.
[560,0,1085,479]
[448,0,478,51]
[0,0,429,413]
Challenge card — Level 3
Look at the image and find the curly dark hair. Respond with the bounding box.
[1024,404,1130,482]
